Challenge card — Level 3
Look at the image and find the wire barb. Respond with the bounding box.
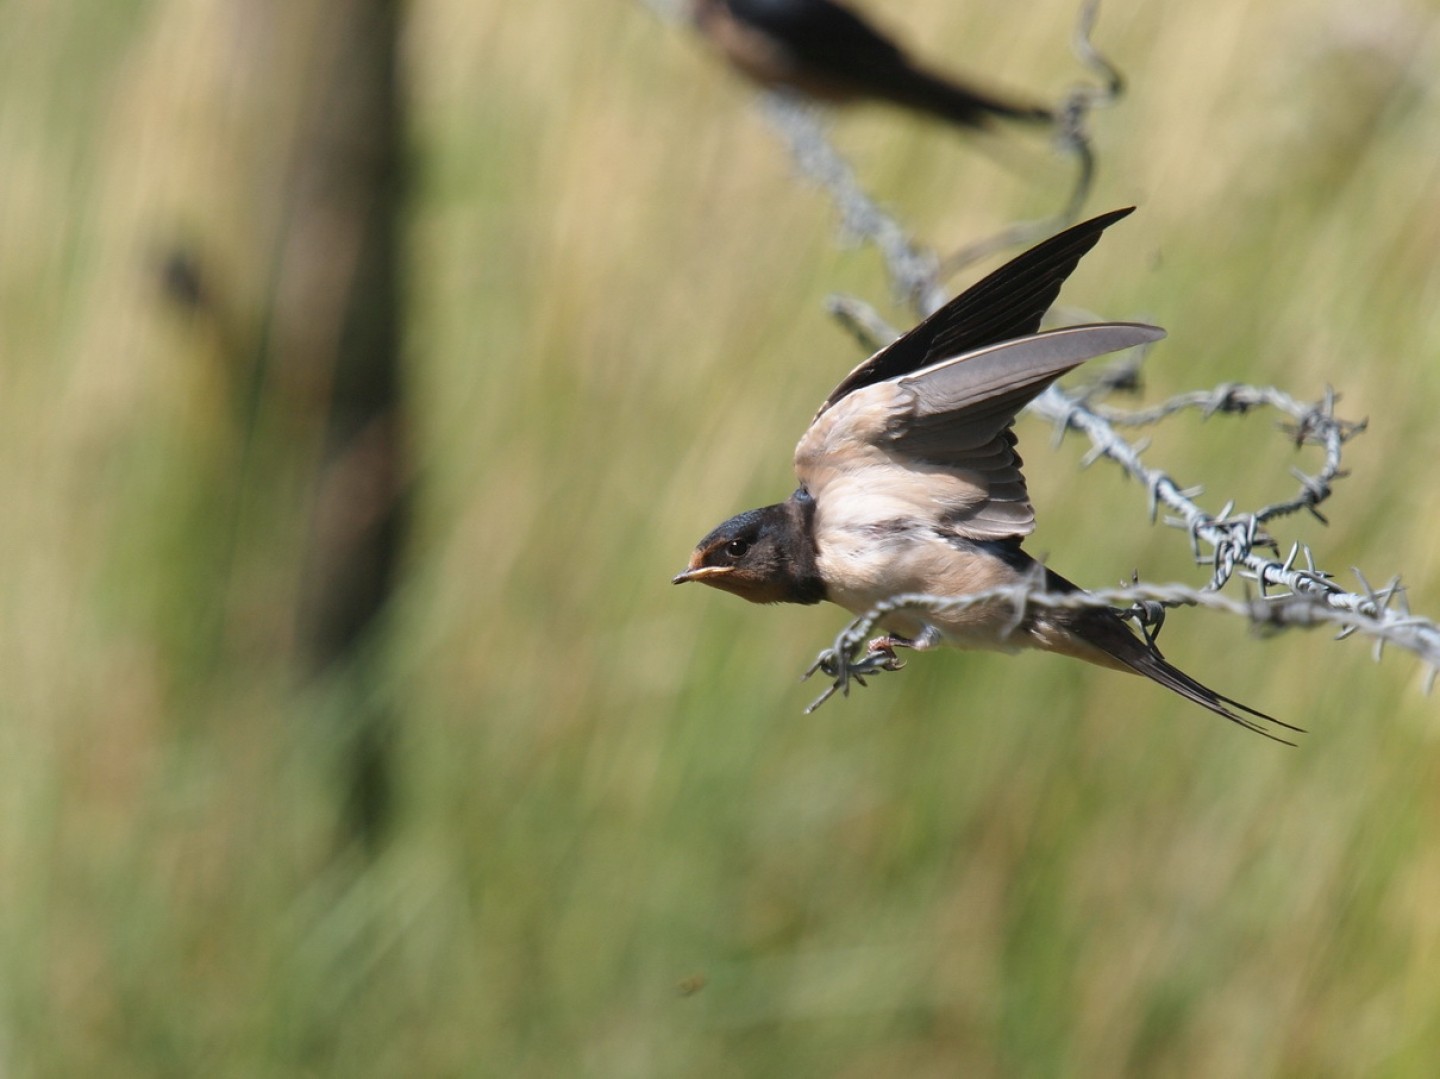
[804,578,1440,714]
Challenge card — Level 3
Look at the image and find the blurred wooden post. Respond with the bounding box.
[259,0,407,847]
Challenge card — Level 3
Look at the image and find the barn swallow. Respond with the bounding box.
[691,0,1052,129]
[675,208,1292,739]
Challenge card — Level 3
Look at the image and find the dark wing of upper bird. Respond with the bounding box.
[817,207,1137,416]
[719,0,913,80]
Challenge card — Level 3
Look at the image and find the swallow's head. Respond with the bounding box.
[673,499,824,605]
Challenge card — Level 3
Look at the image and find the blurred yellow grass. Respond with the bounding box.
[3,0,1440,1073]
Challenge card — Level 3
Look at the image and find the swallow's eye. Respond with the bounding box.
[724,539,751,559]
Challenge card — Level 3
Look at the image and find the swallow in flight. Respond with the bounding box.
[674,208,1292,739]
[691,0,1052,129]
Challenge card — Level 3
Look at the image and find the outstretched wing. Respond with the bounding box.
[817,207,1136,416]
[797,323,1164,540]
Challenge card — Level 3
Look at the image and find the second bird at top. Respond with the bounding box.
[692,0,1052,129]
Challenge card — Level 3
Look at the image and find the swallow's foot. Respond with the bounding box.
[868,634,923,660]
[1119,574,1169,653]
[802,634,908,713]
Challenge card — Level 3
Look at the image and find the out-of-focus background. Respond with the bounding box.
[3,0,1439,1073]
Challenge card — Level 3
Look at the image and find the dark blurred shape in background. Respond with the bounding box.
[691,0,1053,127]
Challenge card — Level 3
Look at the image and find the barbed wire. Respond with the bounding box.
[803,574,1440,715]
[743,0,1115,312]
[755,0,1116,296]
[642,0,1111,302]
[759,95,950,313]
[1028,380,1369,593]
[938,0,1118,273]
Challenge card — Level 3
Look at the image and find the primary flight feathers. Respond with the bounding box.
[819,207,1135,410]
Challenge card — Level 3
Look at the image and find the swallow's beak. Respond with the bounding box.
[671,559,733,586]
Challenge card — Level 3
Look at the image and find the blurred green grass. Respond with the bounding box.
[3,0,1440,1074]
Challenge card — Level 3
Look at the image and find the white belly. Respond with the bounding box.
[815,525,1033,654]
